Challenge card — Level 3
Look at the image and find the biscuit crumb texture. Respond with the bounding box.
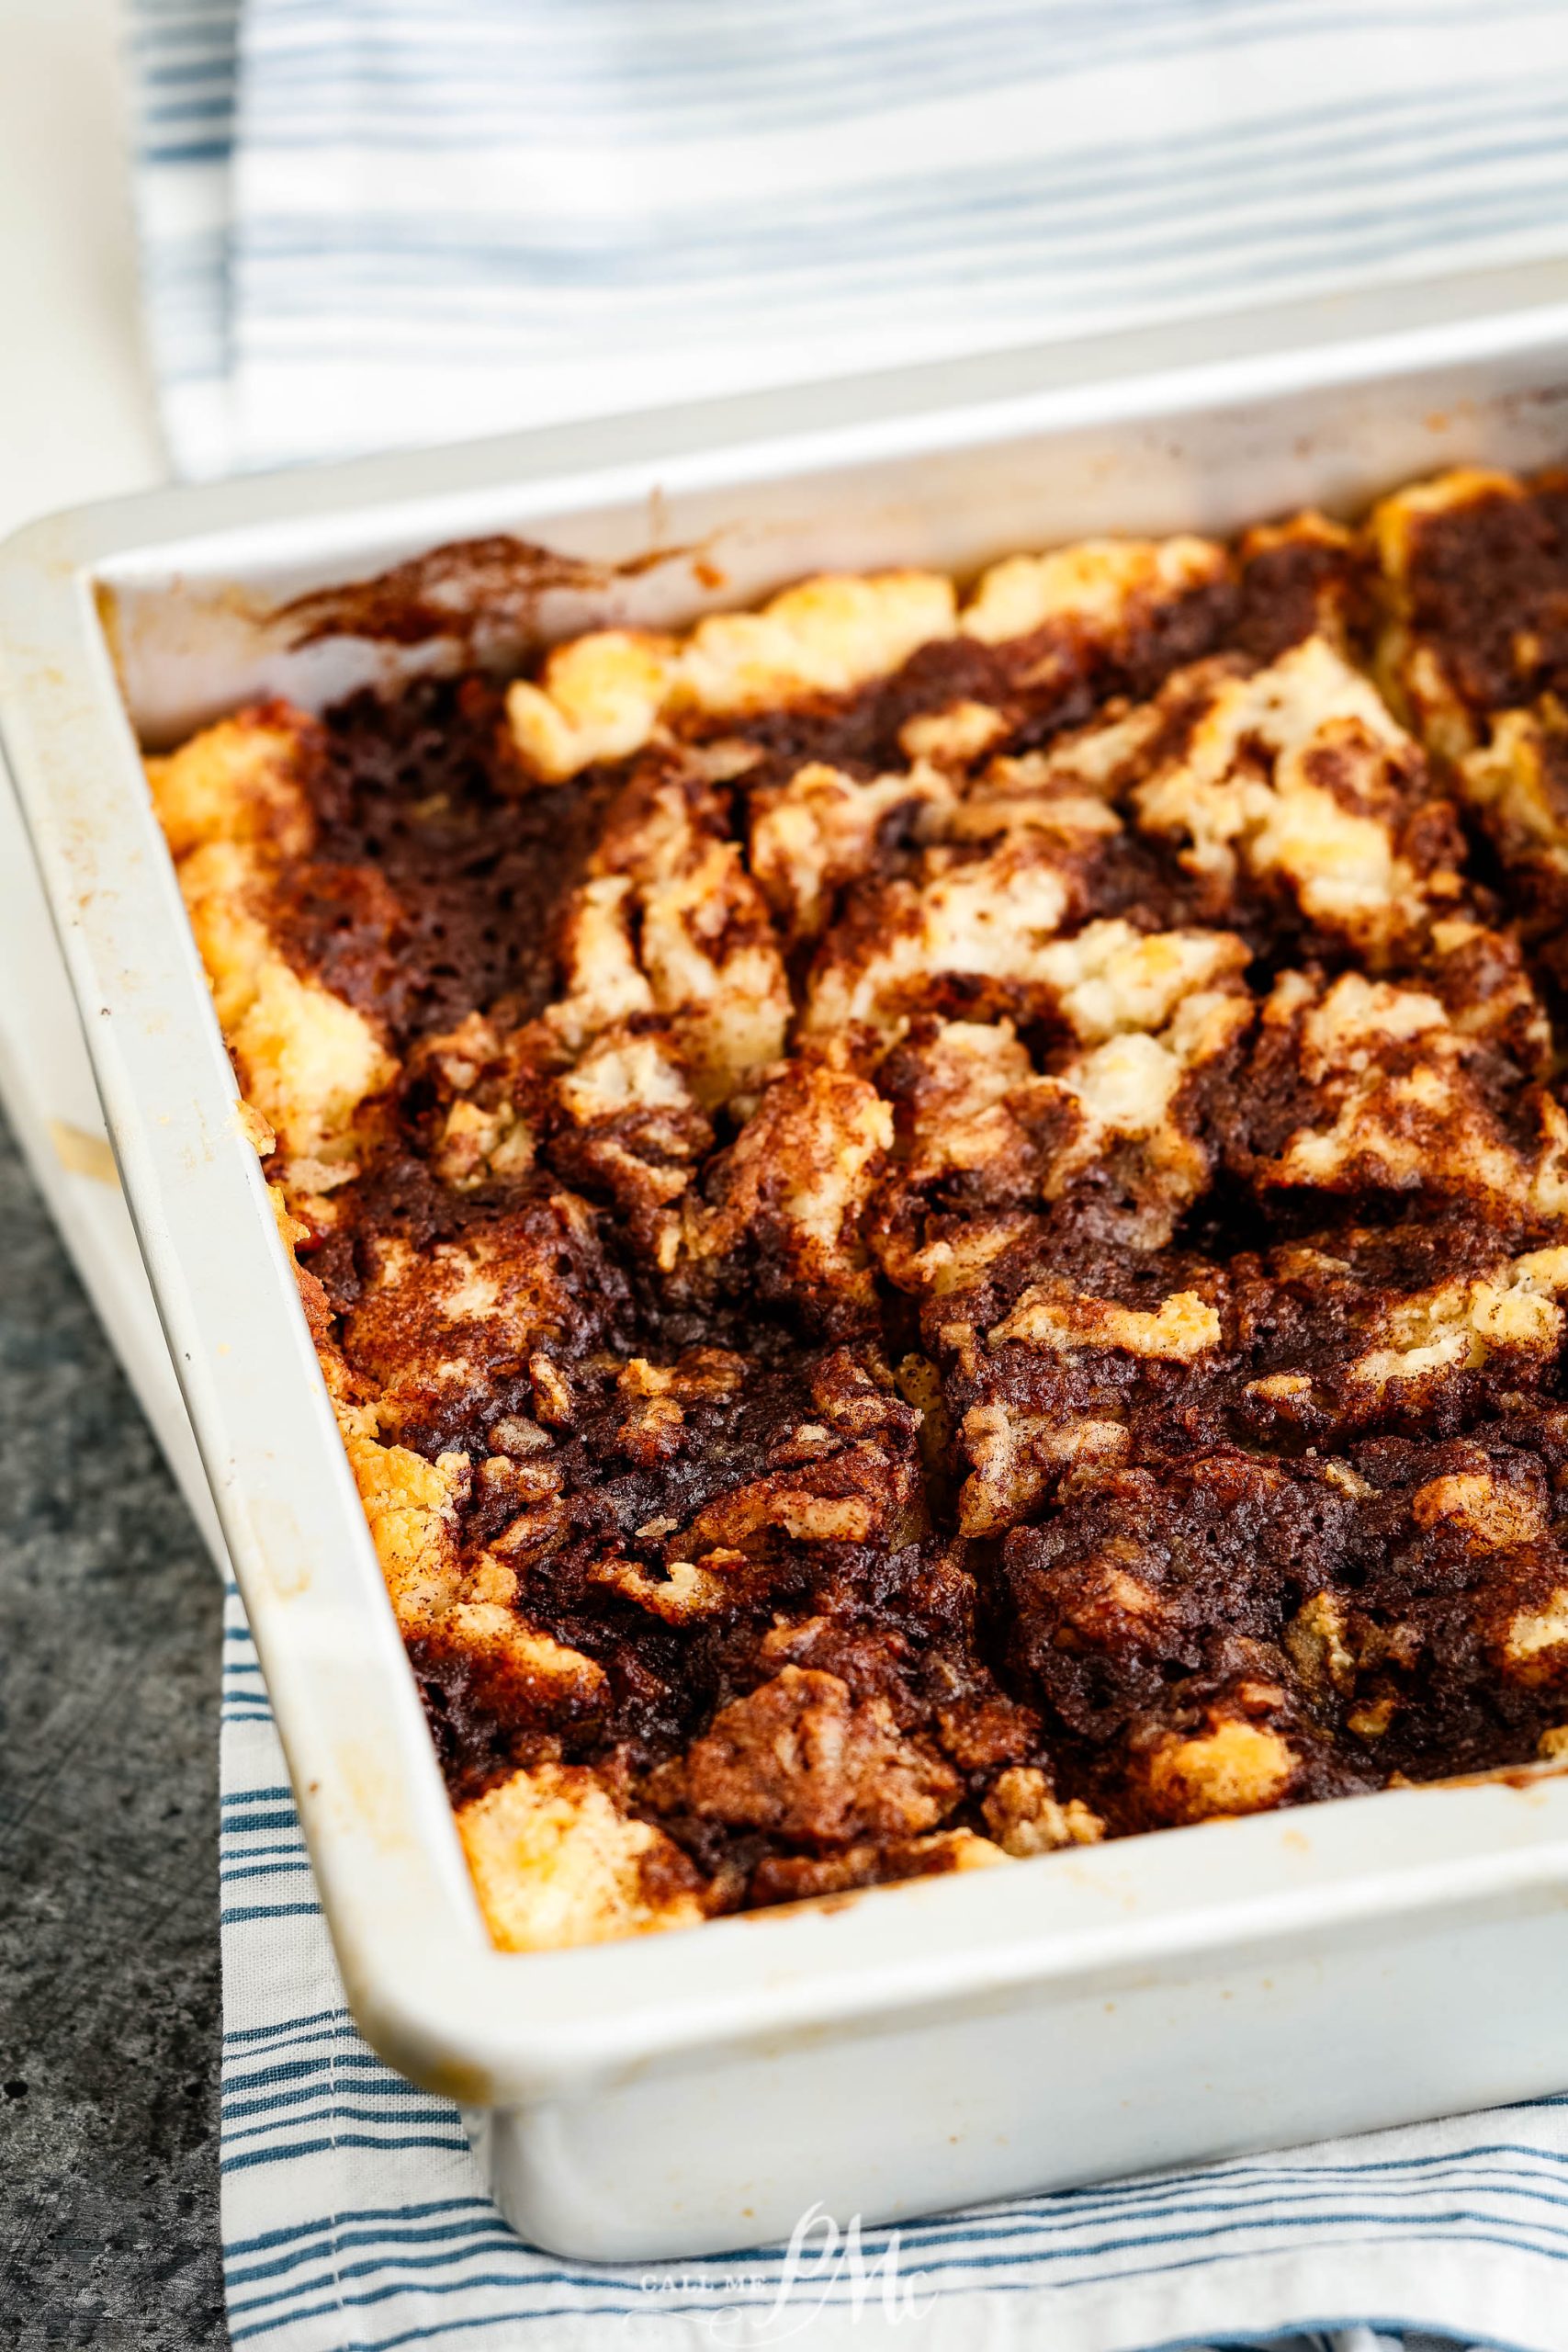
[152,473,1568,1950]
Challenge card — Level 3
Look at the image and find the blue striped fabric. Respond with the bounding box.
[129,0,1568,480]
[127,0,240,475]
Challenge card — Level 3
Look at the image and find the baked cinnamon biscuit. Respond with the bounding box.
[152,490,1568,1952]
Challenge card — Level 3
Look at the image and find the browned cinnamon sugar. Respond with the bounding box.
[147,473,1568,1951]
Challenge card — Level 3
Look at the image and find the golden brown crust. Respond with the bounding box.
[152,486,1568,1951]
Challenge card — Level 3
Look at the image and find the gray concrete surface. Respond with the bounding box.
[0,1107,225,2347]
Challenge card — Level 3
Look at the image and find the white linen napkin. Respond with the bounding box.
[132,0,1568,481]
[126,6,1568,2344]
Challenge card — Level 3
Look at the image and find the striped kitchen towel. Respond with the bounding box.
[129,0,1568,481]
[222,1581,1568,2351]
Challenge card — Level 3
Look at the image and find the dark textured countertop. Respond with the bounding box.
[0,1107,226,2349]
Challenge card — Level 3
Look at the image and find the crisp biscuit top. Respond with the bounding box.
[151,476,1568,1952]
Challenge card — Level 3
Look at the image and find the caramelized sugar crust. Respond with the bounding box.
[148,479,1568,1951]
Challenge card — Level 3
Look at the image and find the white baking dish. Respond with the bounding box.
[10,268,1568,2261]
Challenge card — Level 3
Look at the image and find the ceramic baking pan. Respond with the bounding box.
[9,264,1568,2256]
